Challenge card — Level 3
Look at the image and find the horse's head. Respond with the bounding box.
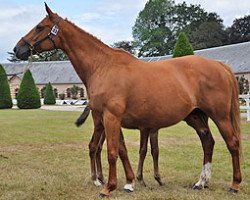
[14,3,62,60]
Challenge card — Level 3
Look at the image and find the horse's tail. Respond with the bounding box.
[220,62,242,159]
[75,104,91,127]
[230,74,243,160]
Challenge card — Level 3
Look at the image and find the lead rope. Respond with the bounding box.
[23,48,34,73]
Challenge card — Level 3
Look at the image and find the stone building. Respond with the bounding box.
[3,61,86,100]
[2,41,250,99]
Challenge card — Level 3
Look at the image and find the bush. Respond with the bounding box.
[59,93,65,100]
[0,64,13,109]
[172,32,194,58]
[44,82,56,105]
[17,69,41,109]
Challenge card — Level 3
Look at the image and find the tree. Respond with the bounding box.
[44,82,56,105]
[171,2,208,34]
[0,64,13,109]
[112,41,136,55]
[70,85,80,99]
[132,0,175,57]
[227,15,250,44]
[172,32,194,58]
[17,70,41,109]
[132,0,214,57]
[188,13,228,50]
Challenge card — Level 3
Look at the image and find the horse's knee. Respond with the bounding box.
[151,146,159,157]
[227,136,240,154]
[89,144,97,158]
[139,147,147,159]
[119,147,127,161]
[108,150,118,164]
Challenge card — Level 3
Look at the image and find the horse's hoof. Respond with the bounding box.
[228,187,238,193]
[157,180,165,186]
[94,179,103,187]
[99,193,109,198]
[192,184,203,190]
[98,178,105,185]
[155,177,165,186]
[123,184,134,193]
[137,179,147,187]
[159,182,165,186]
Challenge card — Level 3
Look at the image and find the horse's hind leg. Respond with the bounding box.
[136,128,150,187]
[185,111,215,189]
[95,131,106,185]
[193,126,215,190]
[149,130,164,186]
[213,118,242,192]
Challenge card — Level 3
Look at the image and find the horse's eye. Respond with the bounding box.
[36,25,45,32]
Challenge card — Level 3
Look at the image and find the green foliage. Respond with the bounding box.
[237,76,250,94]
[112,40,136,55]
[17,69,41,109]
[8,50,68,63]
[32,49,68,62]
[44,82,56,105]
[227,14,250,44]
[70,85,80,99]
[59,93,65,100]
[132,0,175,57]
[132,0,210,57]
[172,2,208,33]
[187,13,228,50]
[132,1,234,56]
[172,32,194,58]
[0,65,13,109]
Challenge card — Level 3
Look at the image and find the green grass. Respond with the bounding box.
[0,109,249,200]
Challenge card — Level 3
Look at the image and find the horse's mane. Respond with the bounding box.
[64,18,137,59]
[65,18,112,50]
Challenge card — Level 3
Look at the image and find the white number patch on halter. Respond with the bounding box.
[51,25,59,35]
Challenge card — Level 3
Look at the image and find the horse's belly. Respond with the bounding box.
[121,108,188,129]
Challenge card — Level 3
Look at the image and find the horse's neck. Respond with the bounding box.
[59,19,113,87]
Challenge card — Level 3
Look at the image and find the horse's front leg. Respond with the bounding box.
[95,131,106,185]
[99,111,122,197]
[89,111,105,186]
[119,130,135,193]
[149,130,164,186]
[136,128,149,187]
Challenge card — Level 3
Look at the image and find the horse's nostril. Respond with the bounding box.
[13,47,17,53]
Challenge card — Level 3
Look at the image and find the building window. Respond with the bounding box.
[41,87,45,98]
[15,88,19,99]
[54,88,58,98]
[66,88,71,98]
[79,88,84,98]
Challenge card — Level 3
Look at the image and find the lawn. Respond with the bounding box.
[0,109,249,200]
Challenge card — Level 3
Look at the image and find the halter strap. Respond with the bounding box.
[22,16,62,56]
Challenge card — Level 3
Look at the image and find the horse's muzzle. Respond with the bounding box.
[13,44,30,61]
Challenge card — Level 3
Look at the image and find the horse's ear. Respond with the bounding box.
[44,2,54,19]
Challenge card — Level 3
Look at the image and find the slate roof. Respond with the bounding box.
[2,42,250,84]
[141,41,250,74]
[3,61,82,84]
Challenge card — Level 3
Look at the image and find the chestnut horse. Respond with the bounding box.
[14,4,242,197]
[76,105,211,189]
